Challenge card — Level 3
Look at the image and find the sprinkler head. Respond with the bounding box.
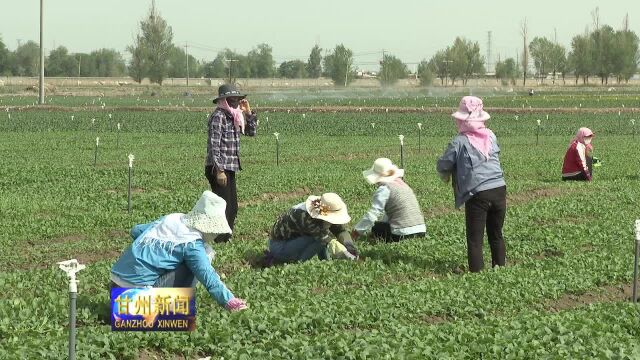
[58,259,86,278]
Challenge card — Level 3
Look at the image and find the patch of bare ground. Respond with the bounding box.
[74,249,121,265]
[106,187,145,194]
[423,187,576,220]
[507,187,568,205]
[49,233,87,244]
[105,229,129,239]
[545,284,632,312]
[239,187,316,207]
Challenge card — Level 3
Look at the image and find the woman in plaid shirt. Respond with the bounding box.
[205,84,258,241]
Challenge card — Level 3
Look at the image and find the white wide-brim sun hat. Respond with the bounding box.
[305,193,351,225]
[362,158,404,185]
[183,191,232,235]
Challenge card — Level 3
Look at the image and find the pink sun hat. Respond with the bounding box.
[451,96,491,122]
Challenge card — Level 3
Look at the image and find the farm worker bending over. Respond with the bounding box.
[266,193,359,263]
[205,84,258,242]
[111,191,248,312]
[352,158,426,242]
[562,127,595,181]
[436,96,507,273]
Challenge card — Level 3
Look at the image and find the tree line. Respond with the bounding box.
[0,4,637,87]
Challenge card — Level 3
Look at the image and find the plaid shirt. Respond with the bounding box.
[270,203,350,245]
[206,108,258,172]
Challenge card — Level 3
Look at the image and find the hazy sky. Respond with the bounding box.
[2,0,638,70]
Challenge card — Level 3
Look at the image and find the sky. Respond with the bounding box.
[1,0,638,71]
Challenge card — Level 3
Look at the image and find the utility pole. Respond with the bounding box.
[38,0,45,105]
[224,58,238,84]
[77,55,81,86]
[185,42,189,87]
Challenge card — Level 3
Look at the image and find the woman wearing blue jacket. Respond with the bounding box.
[110,191,247,312]
[437,96,507,273]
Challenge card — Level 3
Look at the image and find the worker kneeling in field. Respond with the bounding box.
[562,127,596,181]
[351,158,426,242]
[110,191,248,312]
[437,96,507,273]
[265,193,359,263]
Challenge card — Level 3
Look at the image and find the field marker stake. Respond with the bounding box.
[128,154,135,213]
[399,135,405,168]
[94,137,100,166]
[536,119,541,145]
[116,123,121,148]
[417,123,422,153]
[633,220,640,303]
[273,133,280,166]
[58,259,85,360]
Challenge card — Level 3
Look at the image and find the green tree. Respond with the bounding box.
[494,58,519,85]
[91,49,126,77]
[378,53,408,86]
[323,44,354,86]
[306,45,322,78]
[427,50,449,85]
[613,30,639,83]
[46,46,77,76]
[14,41,40,76]
[203,53,226,78]
[447,37,484,85]
[167,45,201,78]
[127,34,147,83]
[549,43,567,84]
[417,60,435,86]
[278,60,307,78]
[590,25,616,84]
[247,43,275,78]
[529,37,554,83]
[139,2,173,84]
[0,36,10,75]
[568,34,592,84]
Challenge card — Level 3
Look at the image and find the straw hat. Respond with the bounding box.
[452,96,490,122]
[362,158,404,184]
[305,193,351,225]
[183,191,232,235]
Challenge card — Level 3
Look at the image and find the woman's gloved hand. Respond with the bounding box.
[225,298,248,312]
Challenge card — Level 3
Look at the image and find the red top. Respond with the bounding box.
[562,141,591,180]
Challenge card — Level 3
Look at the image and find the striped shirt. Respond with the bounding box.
[205,108,258,172]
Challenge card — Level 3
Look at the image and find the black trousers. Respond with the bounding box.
[205,166,237,239]
[464,186,507,272]
[371,222,425,243]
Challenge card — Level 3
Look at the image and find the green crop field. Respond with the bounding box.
[1,93,640,359]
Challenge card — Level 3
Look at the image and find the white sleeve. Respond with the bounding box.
[354,186,390,234]
[576,143,588,172]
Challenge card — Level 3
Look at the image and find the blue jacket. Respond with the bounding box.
[437,133,506,208]
[111,220,235,307]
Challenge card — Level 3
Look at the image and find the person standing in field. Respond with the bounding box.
[351,158,426,242]
[266,193,359,263]
[436,96,507,273]
[111,191,248,312]
[205,84,258,241]
[562,127,594,181]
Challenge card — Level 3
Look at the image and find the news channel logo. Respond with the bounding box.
[110,287,196,331]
